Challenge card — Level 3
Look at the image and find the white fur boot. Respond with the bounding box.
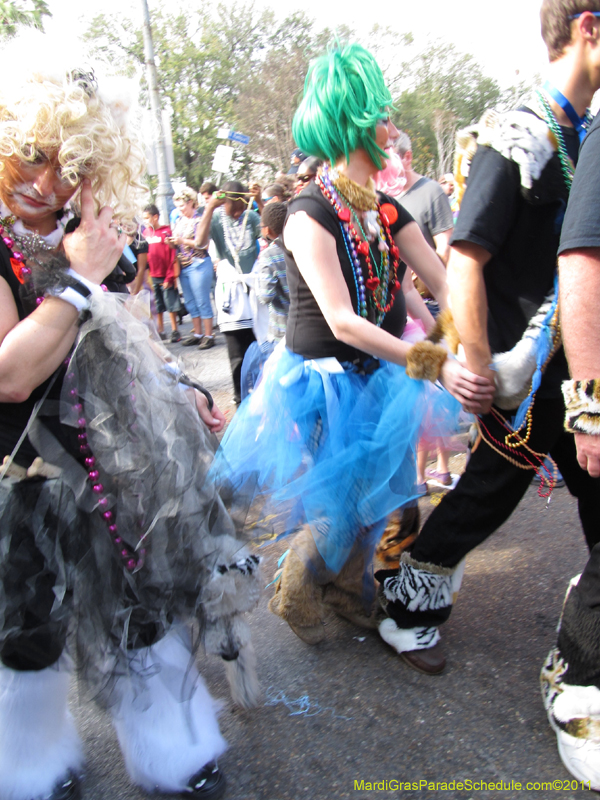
[110,626,227,793]
[0,660,83,800]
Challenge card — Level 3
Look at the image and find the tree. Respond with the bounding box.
[85,3,289,186]
[393,41,503,177]
[0,0,50,38]
[232,12,331,174]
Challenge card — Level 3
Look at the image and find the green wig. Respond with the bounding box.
[292,43,393,170]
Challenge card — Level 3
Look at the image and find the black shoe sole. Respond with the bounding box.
[49,772,82,800]
[183,771,226,798]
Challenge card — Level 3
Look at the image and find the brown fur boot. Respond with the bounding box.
[268,526,328,645]
[323,543,377,629]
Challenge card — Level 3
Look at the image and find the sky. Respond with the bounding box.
[44,0,548,90]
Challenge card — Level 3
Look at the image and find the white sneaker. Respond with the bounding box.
[541,647,600,790]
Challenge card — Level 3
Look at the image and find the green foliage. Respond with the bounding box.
[85,3,308,185]
[84,6,527,188]
[0,0,50,39]
[394,40,510,177]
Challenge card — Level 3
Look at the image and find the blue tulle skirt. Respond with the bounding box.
[212,345,461,574]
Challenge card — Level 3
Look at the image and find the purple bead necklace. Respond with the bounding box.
[65,359,146,573]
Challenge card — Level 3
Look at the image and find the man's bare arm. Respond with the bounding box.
[559,247,600,475]
[194,195,226,250]
[447,240,495,413]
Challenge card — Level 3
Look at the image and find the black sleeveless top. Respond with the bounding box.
[0,241,71,466]
[282,181,414,361]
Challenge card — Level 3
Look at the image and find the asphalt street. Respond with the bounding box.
[72,321,595,800]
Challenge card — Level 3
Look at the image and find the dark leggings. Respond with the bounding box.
[224,328,256,405]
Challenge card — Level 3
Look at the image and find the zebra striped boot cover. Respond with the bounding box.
[376,553,465,653]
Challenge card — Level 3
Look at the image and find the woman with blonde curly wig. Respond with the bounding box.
[0,43,257,800]
[0,66,146,228]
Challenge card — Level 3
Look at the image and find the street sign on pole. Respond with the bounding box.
[212,145,234,173]
[228,131,250,145]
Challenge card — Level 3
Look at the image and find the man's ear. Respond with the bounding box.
[578,10,600,43]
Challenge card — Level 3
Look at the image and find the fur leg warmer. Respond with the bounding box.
[323,541,377,629]
[268,526,328,644]
[109,627,227,794]
[0,659,83,800]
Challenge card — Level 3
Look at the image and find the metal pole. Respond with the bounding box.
[140,0,173,225]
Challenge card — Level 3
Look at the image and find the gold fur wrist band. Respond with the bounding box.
[426,308,460,355]
[405,341,448,382]
[563,379,600,435]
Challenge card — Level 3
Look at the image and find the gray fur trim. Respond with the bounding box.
[400,551,456,577]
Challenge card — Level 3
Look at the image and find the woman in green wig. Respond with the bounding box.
[212,43,494,648]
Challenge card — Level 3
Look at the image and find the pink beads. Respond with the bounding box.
[3,236,13,248]
[66,374,144,576]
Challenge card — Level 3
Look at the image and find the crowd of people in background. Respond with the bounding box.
[4,2,600,799]
[128,156,324,407]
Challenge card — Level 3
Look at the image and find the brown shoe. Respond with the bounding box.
[400,642,446,675]
[287,621,326,645]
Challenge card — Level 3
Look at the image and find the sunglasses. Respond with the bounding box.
[296,174,313,184]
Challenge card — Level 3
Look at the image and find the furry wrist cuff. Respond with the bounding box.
[426,308,460,355]
[406,341,448,382]
[563,379,600,436]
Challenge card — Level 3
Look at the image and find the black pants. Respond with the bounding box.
[224,328,256,405]
[412,396,600,568]
[557,542,600,689]
[384,396,600,632]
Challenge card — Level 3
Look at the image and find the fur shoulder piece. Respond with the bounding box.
[477,109,556,190]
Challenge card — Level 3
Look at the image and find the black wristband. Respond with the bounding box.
[178,373,214,411]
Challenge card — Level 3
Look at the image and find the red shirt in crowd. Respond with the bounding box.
[143,225,177,284]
